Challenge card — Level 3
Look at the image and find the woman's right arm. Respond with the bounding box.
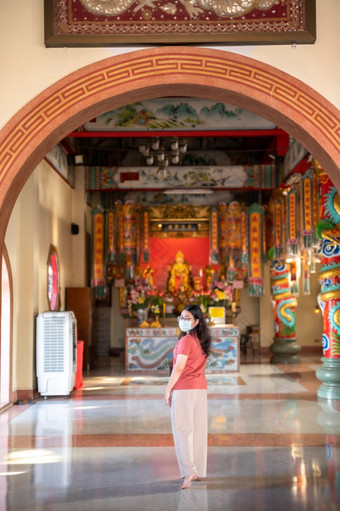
[164,354,188,407]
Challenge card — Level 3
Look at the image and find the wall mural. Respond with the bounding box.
[85,164,277,190]
[82,99,276,131]
[112,190,234,206]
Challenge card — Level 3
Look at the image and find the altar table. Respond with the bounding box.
[125,325,240,373]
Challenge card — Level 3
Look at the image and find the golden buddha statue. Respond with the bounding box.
[167,251,193,296]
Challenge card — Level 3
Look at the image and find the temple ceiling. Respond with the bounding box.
[59,97,310,205]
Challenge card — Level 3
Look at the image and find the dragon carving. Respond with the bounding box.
[79,0,279,19]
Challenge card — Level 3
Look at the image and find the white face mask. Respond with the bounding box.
[178,318,195,332]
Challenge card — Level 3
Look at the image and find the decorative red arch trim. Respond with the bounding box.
[0,47,339,242]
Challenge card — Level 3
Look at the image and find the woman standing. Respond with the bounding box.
[164,304,211,489]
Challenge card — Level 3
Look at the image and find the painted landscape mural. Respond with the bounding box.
[82,98,276,132]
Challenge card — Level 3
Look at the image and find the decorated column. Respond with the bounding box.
[226,201,242,281]
[116,201,124,263]
[270,261,300,364]
[218,202,227,264]
[140,209,149,264]
[273,197,284,259]
[91,205,106,297]
[315,171,340,400]
[123,202,138,280]
[240,209,248,281]
[247,203,264,296]
[209,207,219,264]
[106,208,116,263]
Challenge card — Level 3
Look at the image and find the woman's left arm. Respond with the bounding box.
[164,354,188,407]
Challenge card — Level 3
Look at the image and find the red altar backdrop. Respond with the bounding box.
[148,237,210,291]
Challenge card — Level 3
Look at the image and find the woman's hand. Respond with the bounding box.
[164,388,172,407]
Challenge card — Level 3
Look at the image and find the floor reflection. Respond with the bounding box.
[0,357,340,510]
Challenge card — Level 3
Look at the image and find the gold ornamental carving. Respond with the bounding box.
[148,205,210,238]
[318,267,340,281]
[148,204,210,221]
[79,0,279,19]
[320,290,340,302]
[333,194,340,217]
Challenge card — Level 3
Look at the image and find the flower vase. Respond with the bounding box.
[137,308,149,328]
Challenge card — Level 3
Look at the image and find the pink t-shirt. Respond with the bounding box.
[172,334,208,390]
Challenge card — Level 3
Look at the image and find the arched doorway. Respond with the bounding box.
[0,46,339,249]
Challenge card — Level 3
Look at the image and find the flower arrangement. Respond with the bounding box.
[193,279,234,312]
[193,291,211,313]
[127,278,165,321]
[127,277,154,313]
[209,279,234,307]
[150,293,165,316]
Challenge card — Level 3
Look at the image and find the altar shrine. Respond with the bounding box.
[89,162,327,374]
[92,202,243,323]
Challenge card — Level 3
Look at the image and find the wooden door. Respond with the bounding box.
[65,287,93,370]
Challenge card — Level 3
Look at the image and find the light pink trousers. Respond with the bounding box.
[170,389,208,478]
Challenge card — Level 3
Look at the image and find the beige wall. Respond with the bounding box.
[235,291,259,335]
[5,174,38,391]
[5,161,87,392]
[0,1,339,132]
[295,269,323,349]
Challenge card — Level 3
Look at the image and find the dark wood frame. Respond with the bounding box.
[44,0,316,47]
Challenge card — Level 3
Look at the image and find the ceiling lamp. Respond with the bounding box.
[138,137,187,166]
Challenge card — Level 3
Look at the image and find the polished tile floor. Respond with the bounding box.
[1,355,340,511]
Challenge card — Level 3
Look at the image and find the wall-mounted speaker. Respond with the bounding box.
[71,223,79,235]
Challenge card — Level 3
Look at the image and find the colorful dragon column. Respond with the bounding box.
[316,171,340,400]
[270,261,301,363]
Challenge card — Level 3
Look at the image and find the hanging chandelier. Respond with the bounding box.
[138,137,187,167]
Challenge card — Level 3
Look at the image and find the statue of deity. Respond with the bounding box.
[167,251,193,296]
[142,265,154,286]
[204,265,215,289]
[193,276,203,293]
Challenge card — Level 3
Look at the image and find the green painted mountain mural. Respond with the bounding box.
[83,98,276,131]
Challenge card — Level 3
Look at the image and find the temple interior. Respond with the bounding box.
[1,2,340,506]
[64,98,322,373]
[2,97,340,509]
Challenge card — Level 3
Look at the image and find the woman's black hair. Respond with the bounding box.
[178,304,211,357]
